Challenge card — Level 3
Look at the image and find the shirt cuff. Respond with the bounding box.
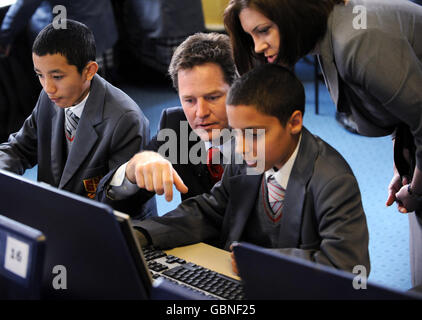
[107,162,140,200]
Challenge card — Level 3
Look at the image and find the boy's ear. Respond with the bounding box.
[288,110,303,135]
[83,61,98,81]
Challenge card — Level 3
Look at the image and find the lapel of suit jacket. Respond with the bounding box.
[277,128,319,247]
[51,104,66,186]
[59,75,103,188]
[318,11,339,108]
[225,166,262,248]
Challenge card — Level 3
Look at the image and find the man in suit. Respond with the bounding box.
[96,32,237,216]
[133,64,370,274]
[0,20,156,219]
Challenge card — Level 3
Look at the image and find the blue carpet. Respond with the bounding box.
[23,58,411,291]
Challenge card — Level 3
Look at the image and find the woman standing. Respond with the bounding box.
[224,0,422,288]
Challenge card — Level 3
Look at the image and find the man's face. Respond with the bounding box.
[32,53,92,108]
[178,63,230,142]
[227,104,302,172]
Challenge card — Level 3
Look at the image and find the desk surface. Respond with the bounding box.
[165,243,240,280]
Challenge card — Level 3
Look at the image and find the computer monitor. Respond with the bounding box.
[233,242,422,300]
[0,169,149,299]
[0,214,45,299]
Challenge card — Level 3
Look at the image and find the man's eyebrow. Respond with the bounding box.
[181,94,194,99]
[181,90,223,99]
[205,90,223,95]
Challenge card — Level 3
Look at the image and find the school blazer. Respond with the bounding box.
[135,128,371,273]
[0,74,151,203]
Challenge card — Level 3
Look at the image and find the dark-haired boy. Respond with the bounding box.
[0,20,155,218]
[135,64,370,274]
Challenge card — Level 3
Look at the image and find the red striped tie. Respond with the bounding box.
[207,147,224,183]
[267,175,285,217]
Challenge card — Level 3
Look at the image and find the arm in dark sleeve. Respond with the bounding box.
[0,104,39,174]
[0,0,43,45]
[133,164,234,249]
[274,174,370,275]
[340,29,422,170]
[95,164,156,218]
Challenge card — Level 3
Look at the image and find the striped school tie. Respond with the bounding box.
[65,108,79,142]
[267,174,285,217]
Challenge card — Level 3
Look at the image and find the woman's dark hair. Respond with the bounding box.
[32,19,96,74]
[224,0,344,74]
[227,64,305,126]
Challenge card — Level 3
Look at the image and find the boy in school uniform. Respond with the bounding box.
[0,20,155,218]
[134,64,370,273]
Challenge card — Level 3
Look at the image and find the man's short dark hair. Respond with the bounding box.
[224,0,344,74]
[227,64,305,126]
[168,32,237,91]
[32,19,96,74]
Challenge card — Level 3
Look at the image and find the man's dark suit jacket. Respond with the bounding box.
[135,128,371,274]
[96,107,219,216]
[0,74,156,218]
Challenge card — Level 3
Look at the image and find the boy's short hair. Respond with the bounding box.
[168,32,237,91]
[227,64,305,126]
[32,19,96,74]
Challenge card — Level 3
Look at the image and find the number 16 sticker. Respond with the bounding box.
[4,236,30,279]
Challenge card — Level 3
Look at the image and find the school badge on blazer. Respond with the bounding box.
[83,176,103,199]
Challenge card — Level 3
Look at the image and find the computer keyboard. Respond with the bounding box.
[142,246,244,300]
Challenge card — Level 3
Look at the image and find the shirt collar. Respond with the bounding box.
[204,138,233,162]
[66,91,90,118]
[265,133,302,190]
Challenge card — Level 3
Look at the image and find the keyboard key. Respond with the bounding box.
[145,246,244,300]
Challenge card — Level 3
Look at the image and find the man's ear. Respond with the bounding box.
[83,61,98,81]
[288,110,303,135]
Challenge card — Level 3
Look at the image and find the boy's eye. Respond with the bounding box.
[245,129,265,139]
[35,73,43,78]
[207,95,220,101]
[53,75,64,80]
